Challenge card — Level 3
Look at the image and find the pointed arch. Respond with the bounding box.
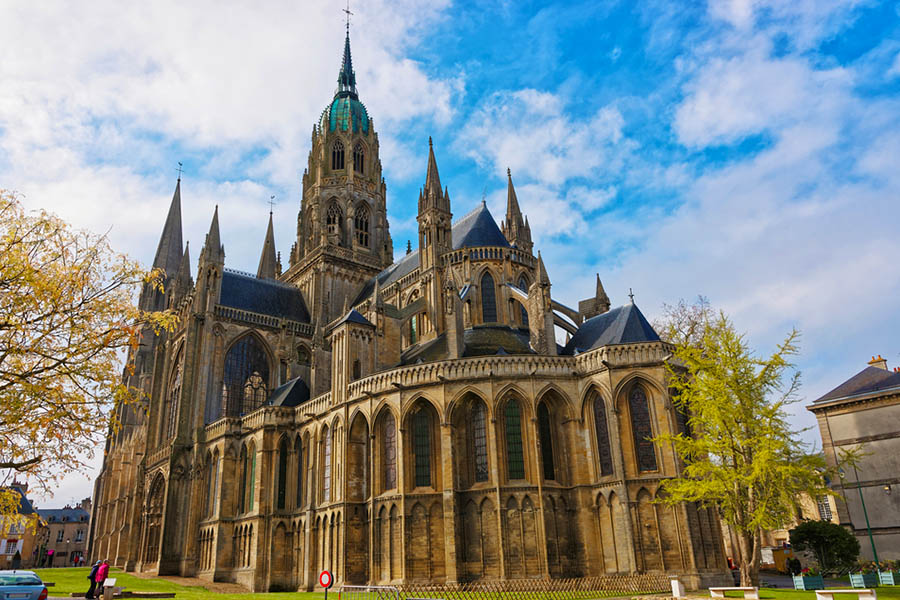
[376,408,397,493]
[627,383,658,473]
[277,435,290,510]
[480,270,497,323]
[294,435,304,509]
[404,398,440,491]
[354,202,370,247]
[221,332,272,417]
[353,141,365,174]
[503,395,526,481]
[589,388,614,477]
[326,201,343,242]
[450,392,490,487]
[348,412,369,502]
[164,344,185,440]
[321,424,332,503]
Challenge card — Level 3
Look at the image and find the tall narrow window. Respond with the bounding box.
[354,205,370,246]
[277,438,288,510]
[505,401,525,480]
[472,402,489,482]
[382,413,397,491]
[248,444,256,511]
[332,140,344,170]
[239,446,248,513]
[412,410,431,487]
[481,272,497,322]
[593,395,613,476]
[353,142,365,174]
[518,276,529,327]
[537,402,555,481]
[165,358,183,440]
[409,314,419,345]
[222,336,270,417]
[352,359,361,381]
[629,385,658,472]
[295,438,304,508]
[323,427,332,502]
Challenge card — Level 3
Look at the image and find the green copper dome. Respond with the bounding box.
[319,31,370,134]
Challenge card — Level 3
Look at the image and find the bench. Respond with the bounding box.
[710,587,759,600]
[816,590,877,600]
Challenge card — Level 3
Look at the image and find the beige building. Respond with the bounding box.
[90,30,729,592]
[808,355,900,561]
[37,498,91,567]
[0,482,40,569]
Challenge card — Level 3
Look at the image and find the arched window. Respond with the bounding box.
[352,359,361,381]
[247,443,256,511]
[593,394,613,476]
[222,335,270,417]
[504,400,525,480]
[412,409,431,487]
[353,142,365,174]
[165,352,183,440]
[239,445,249,513]
[323,426,332,502]
[295,437,304,508]
[277,438,288,510]
[629,385,658,472]
[206,452,218,517]
[327,203,343,238]
[297,346,310,365]
[409,313,419,345]
[537,402,555,481]
[471,401,489,482]
[518,276,529,327]
[481,272,497,323]
[382,413,397,491]
[354,204,370,247]
[332,140,345,170]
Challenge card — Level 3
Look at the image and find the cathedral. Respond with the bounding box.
[90,30,728,592]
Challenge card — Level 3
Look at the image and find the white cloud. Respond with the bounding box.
[889,51,900,78]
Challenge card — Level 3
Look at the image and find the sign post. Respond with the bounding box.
[319,570,333,600]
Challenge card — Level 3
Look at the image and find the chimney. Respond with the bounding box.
[868,355,888,370]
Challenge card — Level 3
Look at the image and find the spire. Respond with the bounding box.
[424,137,442,199]
[256,211,278,279]
[151,177,184,277]
[336,29,358,99]
[506,168,523,228]
[172,242,193,301]
[202,205,224,263]
[537,251,551,285]
[596,274,610,304]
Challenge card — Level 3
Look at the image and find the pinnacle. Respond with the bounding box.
[257,211,278,279]
[152,177,184,278]
[204,205,222,258]
[424,138,442,200]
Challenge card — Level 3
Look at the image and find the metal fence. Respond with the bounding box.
[340,574,671,600]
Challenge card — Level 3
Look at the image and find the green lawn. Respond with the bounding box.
[32,567,326,599]
[712,588,900,600]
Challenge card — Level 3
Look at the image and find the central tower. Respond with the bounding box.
[284,29,393,328]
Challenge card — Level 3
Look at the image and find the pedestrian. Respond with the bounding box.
[95,559,110,597]
[85,560,101,600]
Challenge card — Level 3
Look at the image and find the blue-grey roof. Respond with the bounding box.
[8,488,35,515]
[452,203,510,250]
[37,507,89,522]
[220,270,310,323]
[562,303,660,355]
[815,366,900,403]
[352,249,420,306]
[268,376,310,407]
[334,309,373,328]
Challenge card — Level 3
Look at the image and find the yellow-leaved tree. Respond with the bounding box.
[0,190,176,522]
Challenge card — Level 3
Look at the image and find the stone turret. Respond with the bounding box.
[528,252,557,355]
[579,273,611,320]
[502,169,532,254]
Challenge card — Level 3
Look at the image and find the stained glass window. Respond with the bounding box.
[323,427,332,502]
[593,395,613,476]
[277,438,288,510]
[413,409,431,487]
[355,204,369,246]
[382,413,397,491]
[537,402,555,481]
[165,354,183,440]
[505,400,525,480]
[327,203,343,238]
[518,276,529,327]
[222,335,270,417]
[332,140,344,170]
[409,314,419,345]
[472,402,489,482]
[629,385,658,472]
[481,272,497,322]
[353,142,365,174]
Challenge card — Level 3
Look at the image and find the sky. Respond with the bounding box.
[2,0,899,507]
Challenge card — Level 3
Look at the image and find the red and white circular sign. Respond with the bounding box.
[319,570,333,589]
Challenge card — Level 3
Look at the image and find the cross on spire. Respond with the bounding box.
[628,288,635,303]
[175,161,183,180]
[343,0,353,33]
[268,195,276,215]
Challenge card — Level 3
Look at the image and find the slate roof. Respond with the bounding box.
[355,203,511,306]
[219,270,310,323]
[452,203,511,250]
[814,366,900,403]
[562,302,660,355]
[7,488,35,515]
[333,309,374,328]
[463,325,533,357]
[37,507,89,522]
[268,376,310,407]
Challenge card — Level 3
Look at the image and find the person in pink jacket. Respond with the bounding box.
[95,559,110,591]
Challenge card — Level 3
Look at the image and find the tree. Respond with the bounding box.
[656,308,831,587]
[790,519,860,574]
[0,190,175,521]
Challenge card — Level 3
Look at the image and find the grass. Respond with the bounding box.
[31,567,326,599]
[29,568,900,600]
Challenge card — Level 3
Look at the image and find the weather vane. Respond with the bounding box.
[628,288,635,303]
[343,0,353,32]
[176,161,183,179]
[268,195,276,214]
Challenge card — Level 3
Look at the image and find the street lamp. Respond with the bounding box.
[66,539,70,568]
[840,467,880,566]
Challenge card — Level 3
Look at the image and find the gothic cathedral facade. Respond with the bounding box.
[90,32,728,592]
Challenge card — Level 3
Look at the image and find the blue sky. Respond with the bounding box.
[2,0,900,505]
